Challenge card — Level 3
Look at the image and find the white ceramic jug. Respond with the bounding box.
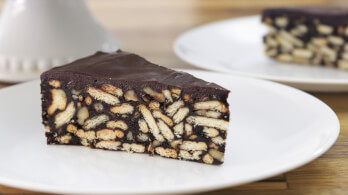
[0,0,119,82]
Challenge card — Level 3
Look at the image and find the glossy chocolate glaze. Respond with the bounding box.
[262,7,348,26]
[41,50,228,94]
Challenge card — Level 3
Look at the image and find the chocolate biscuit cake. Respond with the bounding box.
[262,7,348,69]
[41,50,230,165]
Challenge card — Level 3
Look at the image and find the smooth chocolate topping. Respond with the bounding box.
[262,7,348,26]
[41,50,228,92]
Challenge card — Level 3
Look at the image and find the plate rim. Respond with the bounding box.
[173,15,348,85]
[0,71,341,194]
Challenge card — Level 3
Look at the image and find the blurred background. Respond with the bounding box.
[83,0,347,69]
[0,0,345,82]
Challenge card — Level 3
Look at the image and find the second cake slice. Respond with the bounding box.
[41,50,230,165]
[262,7,348,69]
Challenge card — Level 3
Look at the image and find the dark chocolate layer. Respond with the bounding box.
[41,50,228,93]
[262,7,348,26]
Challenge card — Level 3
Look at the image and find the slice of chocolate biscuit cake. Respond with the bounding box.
[41,50,230,165]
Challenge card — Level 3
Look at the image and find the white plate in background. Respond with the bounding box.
[174,16,348,92]
[0,70,339,194]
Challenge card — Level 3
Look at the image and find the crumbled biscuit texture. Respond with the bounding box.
[155,147,178,158]
[123,143,145,153]
[48,80,61,88]
[203,127,219,138]
[106,120,128,130]
[83,114,109,130]
[48,89,67,115]
[55,102,75,128]
[96,141,121,150]
[102,84,123,97]
[96,129,124,140]
[110,103,134,114]
[124,90,138,101]
[77,107,89,125]
[153,110,174,126]
[87,87,120,105]
[42,81,229,165]
[202,153,214,164]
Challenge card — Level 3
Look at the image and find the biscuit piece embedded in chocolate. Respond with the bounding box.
[41,50,230,165]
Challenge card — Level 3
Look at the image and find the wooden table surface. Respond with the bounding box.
[0,0,347,194]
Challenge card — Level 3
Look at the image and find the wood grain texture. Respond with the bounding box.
[0,0,347,194]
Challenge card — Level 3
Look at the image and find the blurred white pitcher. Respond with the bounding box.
[0,0,119,82]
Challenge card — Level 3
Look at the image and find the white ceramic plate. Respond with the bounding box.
[0,70,339,194]
[174,16,348,92]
